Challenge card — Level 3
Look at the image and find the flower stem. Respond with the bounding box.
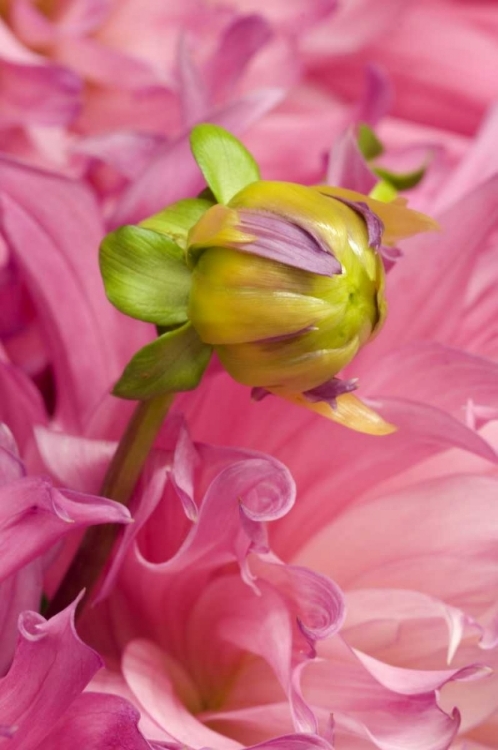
[45,392,174,619]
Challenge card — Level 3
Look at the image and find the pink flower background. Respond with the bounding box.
[0,0,498,748]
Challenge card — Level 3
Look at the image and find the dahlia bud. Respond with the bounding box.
[100,124,437,435]
[187,181,386,394]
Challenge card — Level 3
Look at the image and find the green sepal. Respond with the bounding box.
[113,322,213,400]
[140,197,214,249]
[373,164,427,191]
[357,123,384,160]
[369,179,398,203]
[100,225,191,326]
[190,124,260,204]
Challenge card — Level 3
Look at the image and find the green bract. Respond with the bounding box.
[99,124,263,400]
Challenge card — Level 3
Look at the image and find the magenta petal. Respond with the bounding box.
[0,158,150,430]
[0,360,47,452]
[0,563,42,675]
[0,424,25,483]
[0,476,131,581]
[44,692,152,749]
[0,599,102,749]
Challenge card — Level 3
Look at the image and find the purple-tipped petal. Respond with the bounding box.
[239,209,341,276]
[330,197,384,250]
[304,376,359,406]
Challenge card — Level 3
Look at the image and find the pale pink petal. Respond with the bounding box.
[436,103,498,212]
[123,638,240,750]
[304,636,461,750]
[352,174,498,369]
[344,588,476,664]
[0,599,102,749]
[33,426,115,494]
[350,648,487,696]
[294,473,498,612]
[365,397,496,462]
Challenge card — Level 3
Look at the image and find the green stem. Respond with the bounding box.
[46,392,174,619]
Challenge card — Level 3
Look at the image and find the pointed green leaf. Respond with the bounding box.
[100,225,191,326]
[190,123,260,204]
[139,197,214,249]
[373,164,427,191]
[357,123,384,160]
[113,323,212,400]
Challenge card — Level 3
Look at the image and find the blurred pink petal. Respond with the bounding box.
[0,19,82,128]
[110,88,284,226]
[0,158,151,429]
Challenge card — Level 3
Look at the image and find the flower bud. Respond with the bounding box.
[187,181,386,393]
[101,124,438,435]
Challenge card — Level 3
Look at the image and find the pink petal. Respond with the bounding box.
[325,127,377,193]
[0,599,102,749]
[344,588,476,664]
[0,360,47,452]
[176,372,495,560]
[176,34,210,127]
[0,476,131,581]
[0,424,25,482]
[304,636,461,750]
[436,102,498,212]
[353,174,498,367]
[0,159,151,430]
[123,638,240,750]
[0,19,81,128]
[0,562,42,675]
[294,473,498,606]
[110,88,284,227]
[45,691,152,749]
[204,14,273,103]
